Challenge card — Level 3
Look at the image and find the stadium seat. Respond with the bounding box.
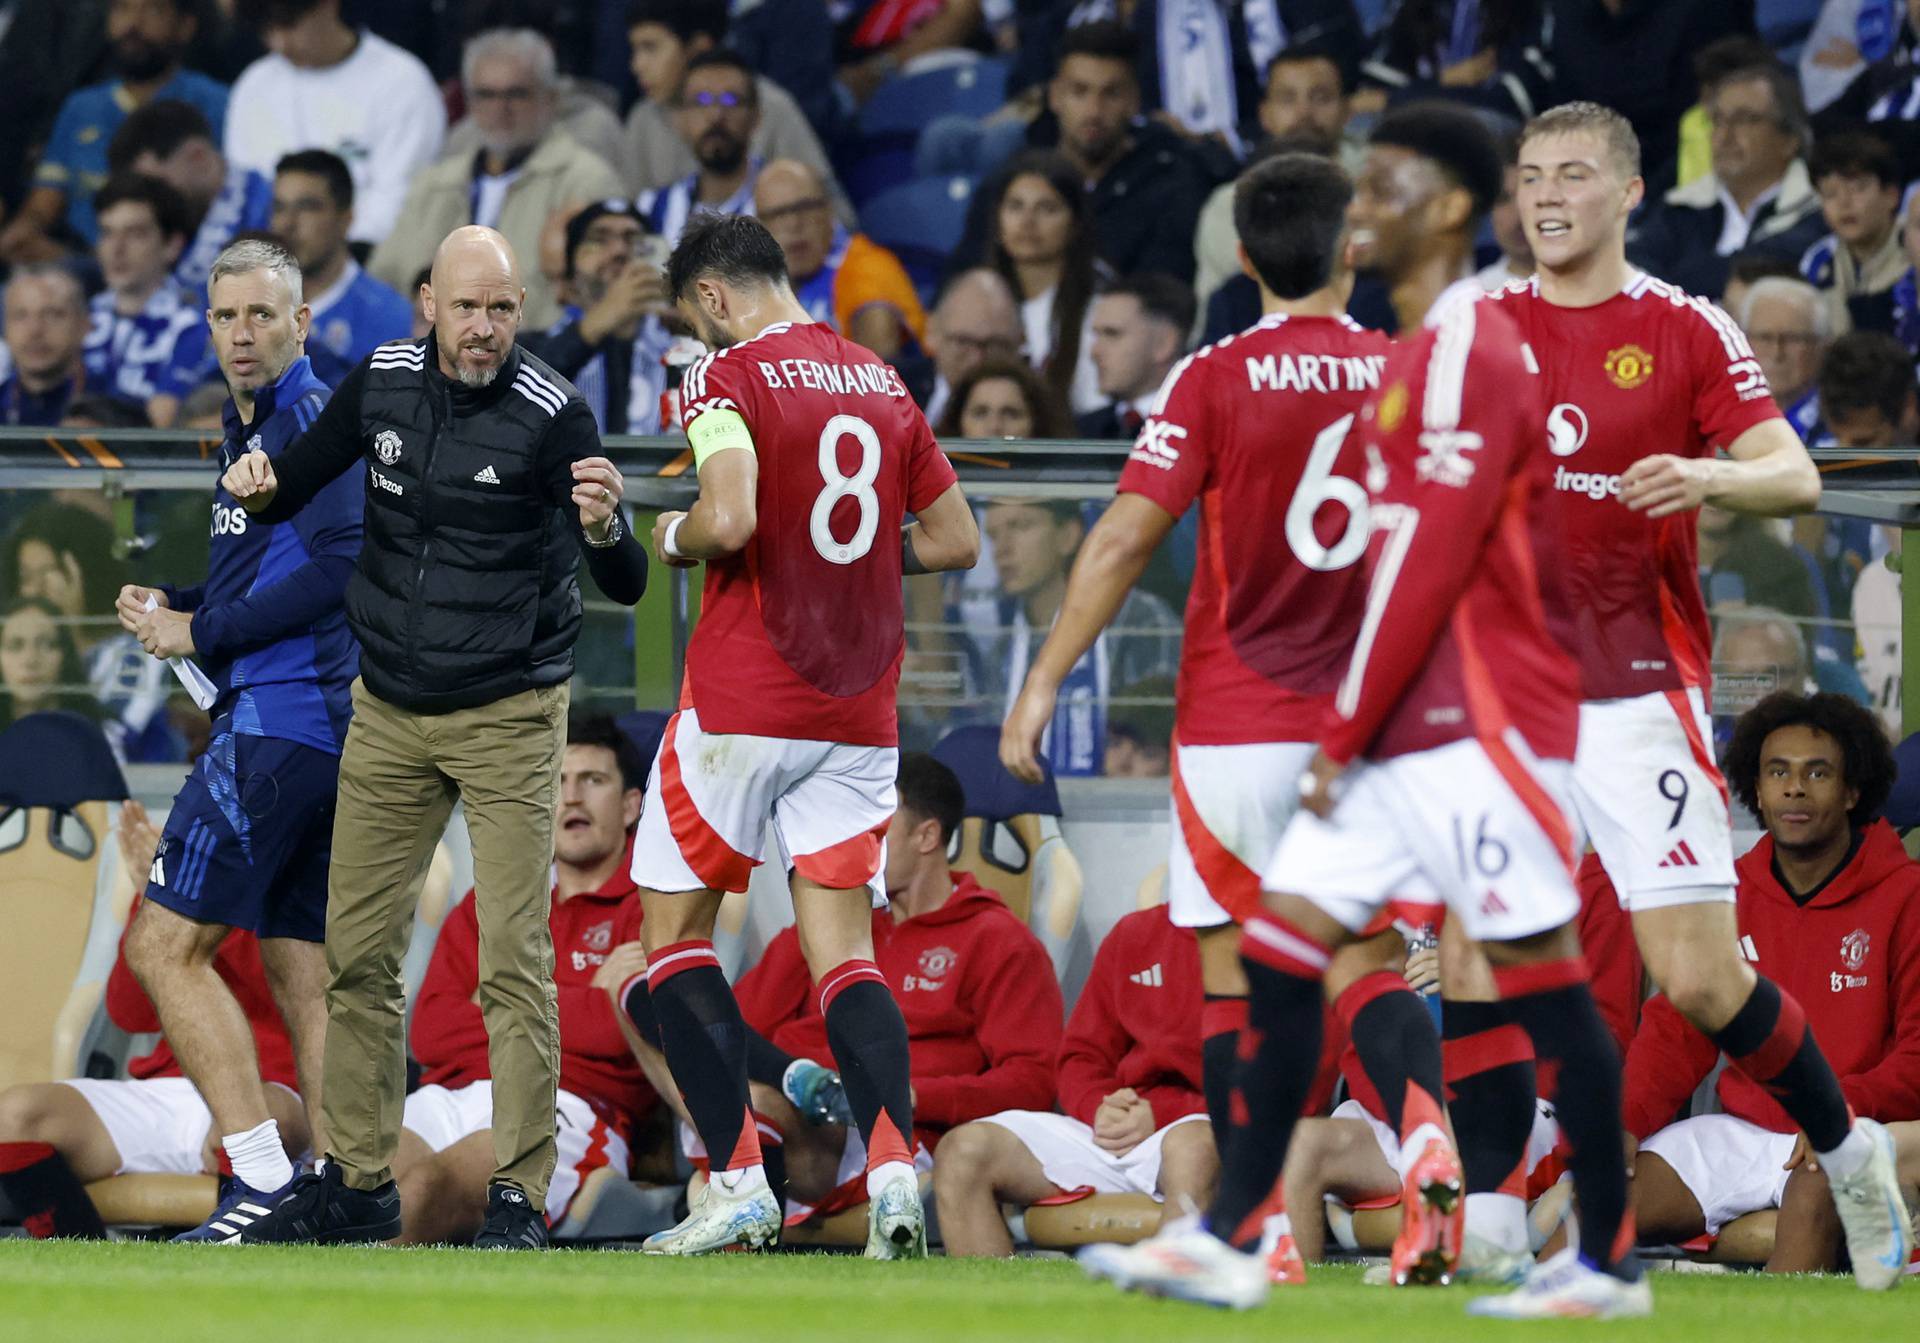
[85,1174,216,1229]
[1020,1192,1164,1248]
[0,713,131,1090]
[931,726,1084,977]
[858,177,977,291]
[857,58,1010,141]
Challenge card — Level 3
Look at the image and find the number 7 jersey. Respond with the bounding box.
[1116,313,1392,744]
[678,321,959,746]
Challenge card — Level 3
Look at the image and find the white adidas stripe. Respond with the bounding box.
[513,374,564,416]
[517,363,566,405]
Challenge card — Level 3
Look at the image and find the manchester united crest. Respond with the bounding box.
[1604,344,1654,390]
[1840,929,1871,973]
[917,946,958,980]
[374,429,403,465]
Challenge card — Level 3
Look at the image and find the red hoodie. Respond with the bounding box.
[1058,906,1204,1129]
[737,871,1062,1146]
[411,851,656,1138]
[105,895,298,1089]
[1623,819,1920,1139]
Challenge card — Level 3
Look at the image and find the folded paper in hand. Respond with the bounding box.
[143,594,218,710]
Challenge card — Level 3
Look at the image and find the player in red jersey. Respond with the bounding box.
[1452,101,1912,1291]
[1081,103,1646,1320]
[1001,152,1452,1283]
[632,213,978,1257]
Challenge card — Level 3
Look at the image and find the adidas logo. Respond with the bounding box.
[1658,840,1700,869]
[502,1188,526,1204]
[473,464,501,485]
[1479,889,1510,916]
[1128,963,1164,987]
[148,855,165,887]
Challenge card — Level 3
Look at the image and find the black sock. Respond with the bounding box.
[1709,976,1851,1153]
[819,962,915,1176]
[1339,972,1446,1137]
[0,1143,106,1239]
[621,977,664,1050]
[647,944,761,1174]
[1208,951,1326,1244]
[1498,966,1634,1279]
[1441,999,1537,1195]
[1201,994,1246,1152]
[745,1031,798,1089]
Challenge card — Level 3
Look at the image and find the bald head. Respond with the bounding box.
[424,225,526,387]
[755,159,835,282]
[929,268,1022,385]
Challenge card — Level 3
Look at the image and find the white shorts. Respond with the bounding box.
[1638,1113,1796,1237]
[630,706,896,903]
[1573,689,1736,910]
[58,1076,299,1176]
[1264,737,1584,943]
[1168,741,1316,928]
[1330,1096,1560,1184]
[401,1081,629,1222]
[980,1110,1210,1199]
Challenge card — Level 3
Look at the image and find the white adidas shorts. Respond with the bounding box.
[1638,1113,1796,1237]
[1330,1096,1559,1184]
[630,706,895,903]
[402,1081,628,1221]
[1573,689,1736,910]
[1168,741,1317,928]
[1264,737,1584,943]
[58,1076,300,1176]
[980,1110,1210,1199]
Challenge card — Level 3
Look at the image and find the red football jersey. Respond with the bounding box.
[679,321,958,745]
[1486,273,1782,700]
[1325,281,1580,766]
[1117,314,1392,744]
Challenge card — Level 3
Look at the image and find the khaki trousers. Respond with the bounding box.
[321,677,569,1206]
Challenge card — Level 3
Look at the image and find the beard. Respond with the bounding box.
[694,132,747,175]
[114,37,180,83]
[456,361,502,388]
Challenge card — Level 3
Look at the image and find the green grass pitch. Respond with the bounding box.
[3,1242,1914,1342]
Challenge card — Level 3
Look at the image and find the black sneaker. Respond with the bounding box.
[236,1162,402,1244]
[472,1183,548,1250]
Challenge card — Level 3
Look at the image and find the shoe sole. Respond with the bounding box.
[641,1217,779,1255]
[1080,1249,1264,1310]
[1393,1169,1463,1287]
[1838,1122,1913,1292]
[239,1214,401,1246]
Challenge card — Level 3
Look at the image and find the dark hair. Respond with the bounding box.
[626,0,727,44]
[275,148,355,210]
[1810,129,1901,190]
[1714,61,1811,152]
[93,171,192,241]
[1819,331,1916,424]
[1234,152,1353,298]
[107,100,215,175]
[677,47,757,103]
[666,210,789,302]
[566,714,649,792]
[1059,19,1140,70]
[1382,0,1540,76]
[1724,691,1896,827]
[1370,102,1505,219]
[897,752,965,845]
[1266,42,1353,96]
[986,151,1098,408]
[1,502,128,615]
[1726,249,1803,291]
[936,356,1073,439]
[233,0,326,31]
[1693,34,1779,98]
[1106,677,1175,757]
[0,596,99,730]
[61,395,152,429]
[1101,273,1196,339]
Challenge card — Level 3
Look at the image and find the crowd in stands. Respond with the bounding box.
[2,0,1920,774]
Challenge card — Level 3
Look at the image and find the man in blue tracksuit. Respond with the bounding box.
[114,237,361,1241]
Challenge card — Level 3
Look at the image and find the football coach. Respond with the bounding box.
[219,224,648,1248]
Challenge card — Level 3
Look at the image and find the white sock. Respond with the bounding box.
[1396,1122,1449,1182]
[1464,1192,1530,1253]
[712,1163,769,1197]
[1817,1124,1875,1181]
[866,1159,916,1202]
[222,1119,294,1193]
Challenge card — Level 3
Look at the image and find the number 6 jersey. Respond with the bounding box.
[1116,312,1391,745]
[678,321,959,746]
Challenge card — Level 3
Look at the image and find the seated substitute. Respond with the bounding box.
[394,716,657,1247]
[1622,691,1920,1273]
[934,899,1215,1257]
[0,803,304,1239]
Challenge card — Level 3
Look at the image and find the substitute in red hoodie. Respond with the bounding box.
[397,718,658,1240]
[1623,694,1920,1267]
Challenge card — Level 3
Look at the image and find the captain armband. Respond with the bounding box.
[687,408,756,469]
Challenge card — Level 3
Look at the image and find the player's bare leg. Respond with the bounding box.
[1770,1166,1844,1274]
[792,875,925,1259]
[392,1130,494,1245]
[931,1120,1062,1257]
[636,885,780,1254]
[1280,1116,1400,1263]
[1633,899,1911,1288]
[0,1082,117,1237]
[1156,1120,1220,1219]
[259,936,331,1160]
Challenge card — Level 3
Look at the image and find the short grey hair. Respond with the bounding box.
[1715,62,1813,156]
[207,237,303,307]
[1713,604,1810,683]
[4,262,85,312]
[462,27,558,91]
[1738,275,1829,342]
